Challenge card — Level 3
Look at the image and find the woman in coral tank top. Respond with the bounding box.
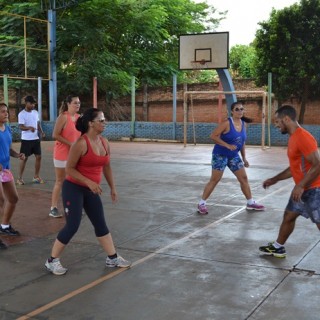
[50,95,81,218]
[45,108,131,275]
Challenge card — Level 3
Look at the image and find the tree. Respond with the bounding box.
[229,44,257,79]
[254,0,320,123]
[56,0,223,96]
[0,0,223,94]
[1,0,225,118]
[0,1,48,79]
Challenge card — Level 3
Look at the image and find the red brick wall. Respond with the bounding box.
[2,79,319,124]
[112,80,271,124]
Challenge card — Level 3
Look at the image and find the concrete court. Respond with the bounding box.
[1,141,320,320]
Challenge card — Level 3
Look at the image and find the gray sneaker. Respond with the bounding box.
[106,255,131,268]
[45,258,68,275]
[49,207,63,218]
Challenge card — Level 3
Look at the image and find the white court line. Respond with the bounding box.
[16,185,287,320]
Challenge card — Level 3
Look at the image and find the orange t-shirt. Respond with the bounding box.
[287,127,320,189]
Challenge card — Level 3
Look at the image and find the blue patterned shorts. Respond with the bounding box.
[211,153,244,172]
[286,187,320,223]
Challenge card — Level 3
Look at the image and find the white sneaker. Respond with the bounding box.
[106,255,131,268]
[45,258,68,275]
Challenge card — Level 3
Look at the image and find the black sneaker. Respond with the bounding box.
[0,225,20,236]
[0,239,8,249]
[259,242,286,258]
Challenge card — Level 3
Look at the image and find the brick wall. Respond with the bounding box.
[2,79,320,125]
[110,79,319,125]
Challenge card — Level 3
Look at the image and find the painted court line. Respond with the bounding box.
[16,186,286,319]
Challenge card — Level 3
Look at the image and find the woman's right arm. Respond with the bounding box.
[210,120,237,151]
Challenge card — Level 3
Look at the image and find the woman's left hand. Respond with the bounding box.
[243,159,249,167]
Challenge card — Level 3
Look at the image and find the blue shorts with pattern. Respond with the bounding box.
[286,187,320,224]
[211,153,244,172]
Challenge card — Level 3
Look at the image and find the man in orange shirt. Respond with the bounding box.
[260,105,320,258]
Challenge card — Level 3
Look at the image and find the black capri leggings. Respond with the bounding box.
[57,180,110,245]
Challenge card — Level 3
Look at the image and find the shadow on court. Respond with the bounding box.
[1,141,319,320]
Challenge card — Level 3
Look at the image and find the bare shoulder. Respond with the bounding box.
[219,119,230,130]
[71,135,87,154]
[72,135,86,148]
[55,112,67,125]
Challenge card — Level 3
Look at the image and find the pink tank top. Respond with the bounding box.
[53,112,81,161]
[66,134,110,186]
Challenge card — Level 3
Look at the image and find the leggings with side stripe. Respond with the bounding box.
[57,180,109,245]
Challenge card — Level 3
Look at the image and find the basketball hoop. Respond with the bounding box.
[190,59,208,70]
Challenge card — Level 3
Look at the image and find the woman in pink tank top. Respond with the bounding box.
[50,95,81,218]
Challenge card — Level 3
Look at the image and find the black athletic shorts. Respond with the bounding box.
[20,139,41,157]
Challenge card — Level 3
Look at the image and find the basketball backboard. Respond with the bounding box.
[179,32,229,70]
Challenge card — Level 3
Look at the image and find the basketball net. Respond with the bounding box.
[190,59,208,70]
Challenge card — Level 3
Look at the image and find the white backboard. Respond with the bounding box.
[179,32,229,70]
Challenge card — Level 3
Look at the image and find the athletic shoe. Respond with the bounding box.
[246,201,265,211]
[0,225,20,236]
[16,178,25,185]
[0,239,8,249]
[45,258,68,275]
[197,203,208,215]
[49,207,63,218]
[32,177,45,184]
[106,255,131,268]
[259,242,286,258]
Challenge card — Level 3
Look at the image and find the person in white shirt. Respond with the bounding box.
[17,96,45,185]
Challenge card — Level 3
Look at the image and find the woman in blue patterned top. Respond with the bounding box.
[197,101,265,215]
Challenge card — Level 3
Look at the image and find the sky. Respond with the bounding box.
[198,0,299,47]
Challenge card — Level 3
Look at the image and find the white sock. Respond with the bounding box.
[247,199,254,205]
[273,241,284,248]
[1,224,10,229]
[199,199,206,206]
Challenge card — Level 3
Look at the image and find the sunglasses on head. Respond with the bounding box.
[234,107,244,111]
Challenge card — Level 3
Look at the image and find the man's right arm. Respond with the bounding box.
[263,167,292,189]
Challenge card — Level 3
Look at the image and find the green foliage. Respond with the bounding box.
[229,44,257,78]
[0,0,224,98]
[179,69,218,84]
[254,0,320,121]
[0,2,48,79]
